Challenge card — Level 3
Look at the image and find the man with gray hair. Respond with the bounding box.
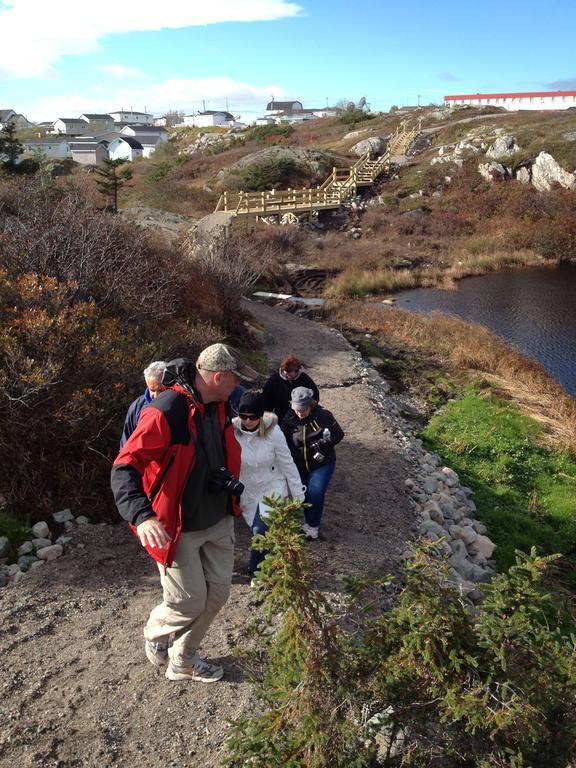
[119,361,167,448]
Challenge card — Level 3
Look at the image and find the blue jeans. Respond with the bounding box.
[304,461,336,529]
[248,508,269,578]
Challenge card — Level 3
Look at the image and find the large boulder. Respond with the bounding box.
[215,146,346,190]
[351,136,387,157]
[486,134,520,159]
[531,151,576,192]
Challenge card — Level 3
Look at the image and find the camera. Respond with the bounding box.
[208,467,244,499]
[312,444,325,462]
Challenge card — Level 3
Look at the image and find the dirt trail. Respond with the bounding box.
[0,301,415,768]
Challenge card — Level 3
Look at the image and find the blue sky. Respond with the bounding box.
[1,0,576,123]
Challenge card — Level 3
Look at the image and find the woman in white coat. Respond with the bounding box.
[233,391,305,579]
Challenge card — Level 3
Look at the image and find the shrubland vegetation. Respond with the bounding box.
[227,496,576,767]
[0,174,269,526]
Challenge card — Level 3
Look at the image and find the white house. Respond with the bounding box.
[109,110,153,125]
[69,139,109,165]
[444,90,576,112]
[52,118,87,135]
[22,138,70,160]
[107,136,144,161]
[120,125,167,157]
[183,110,236,128]
[80,113,115,131]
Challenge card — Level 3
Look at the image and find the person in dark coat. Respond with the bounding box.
[120,361,167,448]
[281,386,344,540]
[262,354,319,424]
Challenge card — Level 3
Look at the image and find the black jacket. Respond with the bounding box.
[262,370,320,424]
[281,404,344,476]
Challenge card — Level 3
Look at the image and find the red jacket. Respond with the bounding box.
[111,384,241,566]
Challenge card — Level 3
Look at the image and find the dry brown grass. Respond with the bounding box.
[331,303,576,453]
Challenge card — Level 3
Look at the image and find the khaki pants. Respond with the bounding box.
[144,516,235,665]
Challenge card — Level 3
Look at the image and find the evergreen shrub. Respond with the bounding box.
[226,496,576,768]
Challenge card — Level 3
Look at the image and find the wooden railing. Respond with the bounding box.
[214,119,420,218]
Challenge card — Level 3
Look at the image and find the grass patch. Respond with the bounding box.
[422,389,576,583]
[0,509,30,556]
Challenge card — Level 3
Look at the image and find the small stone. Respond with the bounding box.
[419,520,445,538]
[36,544,64,561]
[53,509,75,524]
[471,520,487,535]
[17,541,34,556]
[460,526,478,545]
[75,516,90,525]
[17,554,38,571]
[423,477,438,495]
[11,570,26,585]
[0,536,10,558]
[64,520,75,531]
[469,534,496,559]
[422,500,444,524]
[7,563,20,576]
[31,521,50,539]
[32,537,52,551]
[449,539,468,561]
[29,560,45,570]
[56,535,72,546]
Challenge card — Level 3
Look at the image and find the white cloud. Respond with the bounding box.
[0,0,302,77]
[25,76,287,121]
[98,63,146,78]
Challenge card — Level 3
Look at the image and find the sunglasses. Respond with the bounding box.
[239,413,259,421]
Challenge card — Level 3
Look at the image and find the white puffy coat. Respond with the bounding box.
[233,412,306,527]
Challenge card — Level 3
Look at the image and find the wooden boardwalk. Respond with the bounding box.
[214,120,420,220]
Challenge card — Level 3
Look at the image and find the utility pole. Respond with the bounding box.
[417,94,421,107]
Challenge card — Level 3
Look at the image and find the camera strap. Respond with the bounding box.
[190,404,225,475]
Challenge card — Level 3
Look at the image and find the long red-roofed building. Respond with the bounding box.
[444,91,576,111]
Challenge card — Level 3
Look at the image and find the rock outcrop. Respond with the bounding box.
[531,151,576,192]
[486,134,519,159]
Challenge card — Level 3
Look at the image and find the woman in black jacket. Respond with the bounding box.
[262,354,319,424]
[281,386,344,540]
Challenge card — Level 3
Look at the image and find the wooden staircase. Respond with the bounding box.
[214,120,420,220]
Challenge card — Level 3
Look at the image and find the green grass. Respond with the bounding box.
[422,389,576,584]
[0,509,30,557]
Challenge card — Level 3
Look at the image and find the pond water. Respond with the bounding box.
[394,264,576,396]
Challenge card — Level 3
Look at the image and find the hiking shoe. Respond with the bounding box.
[145,639,169,667]
[165,656,224,683]
[302,523,319,540]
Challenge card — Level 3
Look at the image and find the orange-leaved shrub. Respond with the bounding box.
[0,177,222,522]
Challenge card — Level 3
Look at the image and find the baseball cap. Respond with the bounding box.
[197,343,258,382]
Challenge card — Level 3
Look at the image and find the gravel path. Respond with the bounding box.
[0,301,415,768]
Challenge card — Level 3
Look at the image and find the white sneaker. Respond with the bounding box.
[302,523,319,540]
[165,656,224,683]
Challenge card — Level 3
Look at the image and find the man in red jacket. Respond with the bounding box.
[111,344,257,683]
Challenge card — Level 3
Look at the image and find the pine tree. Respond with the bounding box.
[0,122,24,170]
[95,158,133,213]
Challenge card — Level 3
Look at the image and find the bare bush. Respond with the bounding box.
[183,228,276,329]
[0,177,186,321]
